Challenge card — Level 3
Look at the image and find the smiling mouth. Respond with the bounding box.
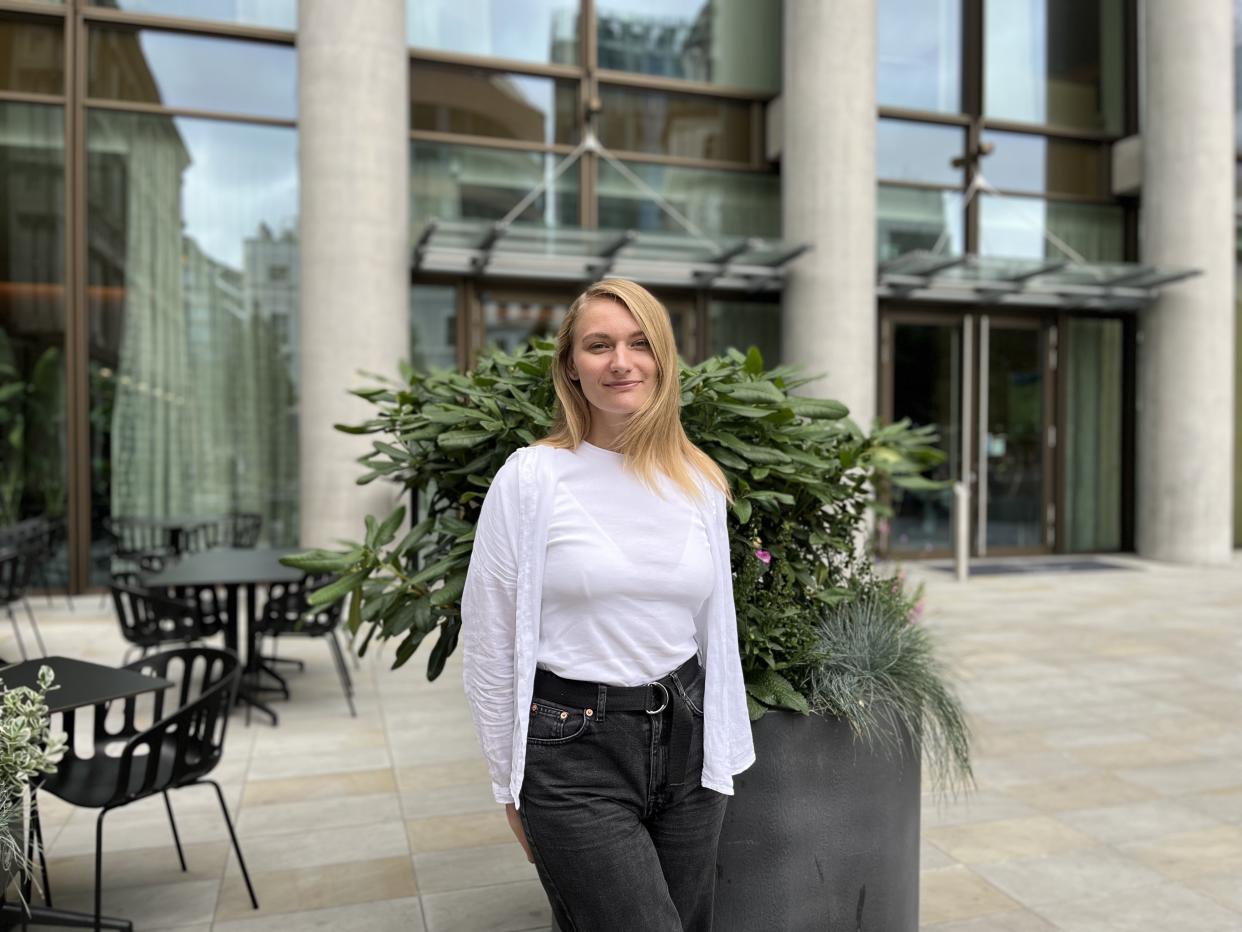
[605,380,641,388]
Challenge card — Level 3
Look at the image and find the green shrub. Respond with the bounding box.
[285,341,943,717]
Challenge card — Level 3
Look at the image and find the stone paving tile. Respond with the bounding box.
[1031,879,1242,932]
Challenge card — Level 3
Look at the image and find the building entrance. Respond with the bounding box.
[879,309,1058,557]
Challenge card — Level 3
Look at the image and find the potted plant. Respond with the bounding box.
[285,341,970,929]
[0,664,66,910]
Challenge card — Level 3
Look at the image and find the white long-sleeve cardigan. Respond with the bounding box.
[461,444,756,807]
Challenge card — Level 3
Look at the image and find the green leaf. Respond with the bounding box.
[732,498,752,524]
[429,570,468,607]
[281,549,358,573]
[786,397,849,419]
[426,619,461,680]
[347,587,363,634]
[437,429,495,450]
[746,694,768,721]
[742,346,765,376]
[306,569,369,607]
[745,669,810,715]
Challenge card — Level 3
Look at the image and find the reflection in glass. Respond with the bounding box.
[412,63,576,146]
[0,102,68,585]
[887,322,960,555]
[480,290,570,354]
[410,284,457,372]
[88,0,296,30]
[86,110,299,581]
[0,16,64,95]
[984,0,1124,133]
[709,300,779,366]
[985,327,1043,550]
[411,141,579,228]
[1064,318,1121,552]
[408,0,578,67]
[878,0,960,112]
[981,131,1106,198]
[596,0,780,92]
[598,85,753,163]
[877,119,965,186]
[877,185,964,262]
[597,160,778,238]
[88,27,297,120]
[978,194,1123,262]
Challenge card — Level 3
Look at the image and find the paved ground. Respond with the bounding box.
[3,552,1241,930]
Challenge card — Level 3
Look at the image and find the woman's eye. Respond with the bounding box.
[633,340,650,349]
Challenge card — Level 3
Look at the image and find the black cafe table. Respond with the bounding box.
[0,655,172,932]
[144,548,302,725]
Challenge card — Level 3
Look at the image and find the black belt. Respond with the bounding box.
[533,654,700,787]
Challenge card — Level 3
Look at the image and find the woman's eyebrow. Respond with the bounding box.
[580,330,646,341]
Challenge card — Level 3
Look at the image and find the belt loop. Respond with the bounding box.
[595,684,607,722]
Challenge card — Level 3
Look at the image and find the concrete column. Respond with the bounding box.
[780,0,876,426]
[1136,0,1235,563]
[298,0,408,548]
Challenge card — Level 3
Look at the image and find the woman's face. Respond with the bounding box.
[567,298,657,424]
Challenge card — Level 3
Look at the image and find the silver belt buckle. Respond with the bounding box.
[646,680,669,715]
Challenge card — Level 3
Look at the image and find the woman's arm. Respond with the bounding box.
[461,458,522,805]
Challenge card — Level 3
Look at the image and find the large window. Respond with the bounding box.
[407,0,579,66]
[978,195,1123,262]
[87,1,296,30]
[1,15,64,94]
[877,0,960,113]
[595,0,780,92]
[0,101,68,585]
[984,0,1124,133]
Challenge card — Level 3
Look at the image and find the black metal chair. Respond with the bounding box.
[39,647,259,928]
[0,543,46,659]
[111,584,223,663]
[255,574,356,716]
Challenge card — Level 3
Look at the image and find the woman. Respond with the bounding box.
[462,279,754,931]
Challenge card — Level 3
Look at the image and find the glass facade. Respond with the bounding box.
[87,28,297,119]
[0,101,68,584]
[597,85,754,163]
[87,1,296,31]
[1064,318,1122,552]
[709,298,780,369]
[411,141,579,229]
[978,195,1123,262]
[981,131,1107,198]
[595,0,780,92]
[598,160,778,238]
[984,0,1124,132]
[877,119,965,187]
[877,0,960,113]
[411,62,576,146]
[86,110,299,579]
[1,15,64,94]
[876,186,964,263]
[407,0,579,66]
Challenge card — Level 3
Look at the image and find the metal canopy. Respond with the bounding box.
[878,251,1200,312]
[412,219,807,292]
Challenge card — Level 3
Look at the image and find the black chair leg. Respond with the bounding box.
[203,780,258,910]
[21,598,47,656]
[327,631,357,718]
[94,807,110,932]
[7,604,27,660]
[162,791,188,871]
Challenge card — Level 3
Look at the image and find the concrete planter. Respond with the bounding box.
[714,710,921,931]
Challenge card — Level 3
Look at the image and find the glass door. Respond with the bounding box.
[881,309,1057,557]
[979,316,1052,553]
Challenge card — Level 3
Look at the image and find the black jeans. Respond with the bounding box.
[519,661,728,932]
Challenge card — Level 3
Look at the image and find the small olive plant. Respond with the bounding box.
[1,665,66,904]
[285,342,942,704]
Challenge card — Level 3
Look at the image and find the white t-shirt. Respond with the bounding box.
[537,441,714,686]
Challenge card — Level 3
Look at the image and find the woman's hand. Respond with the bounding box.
[505,803,535,863]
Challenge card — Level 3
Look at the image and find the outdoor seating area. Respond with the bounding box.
[0,514,357,930]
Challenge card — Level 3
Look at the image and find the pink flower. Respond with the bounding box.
[910,600,925,623]
[754,549,771,565]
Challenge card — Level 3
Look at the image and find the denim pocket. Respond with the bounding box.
[528,698,591,745]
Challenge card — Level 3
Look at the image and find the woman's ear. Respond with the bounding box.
[566,358,579,381]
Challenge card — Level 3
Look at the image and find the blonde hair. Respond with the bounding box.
[537,279,730,502]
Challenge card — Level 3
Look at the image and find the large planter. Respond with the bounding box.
[715,710,921,932]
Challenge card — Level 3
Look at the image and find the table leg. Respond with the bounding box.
[221,582,276,726]
[240,583,278,727]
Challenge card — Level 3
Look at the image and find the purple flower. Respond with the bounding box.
[754,549,771,565]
